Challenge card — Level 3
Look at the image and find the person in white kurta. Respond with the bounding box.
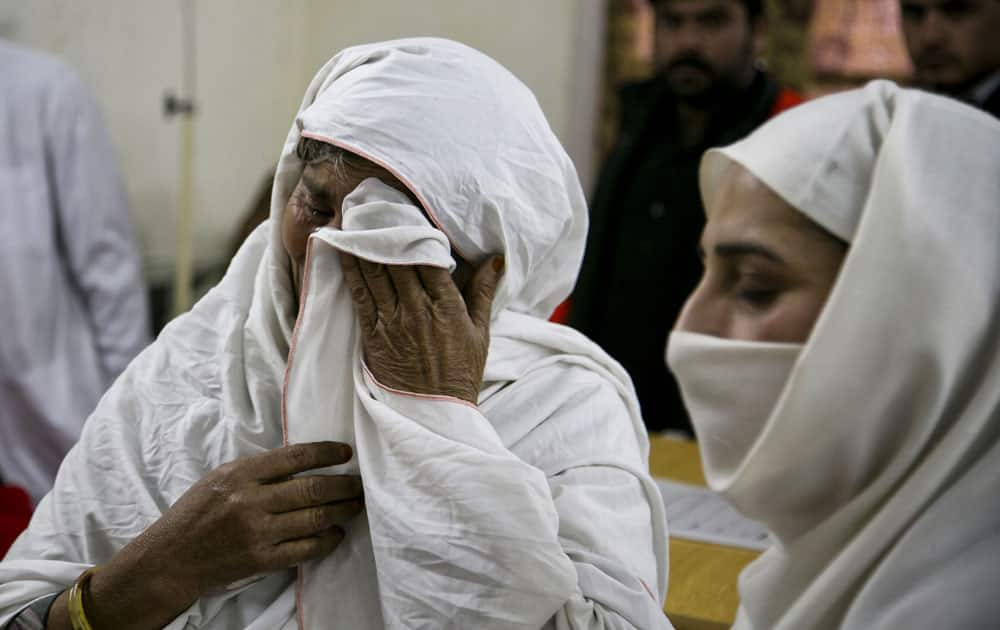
[668,81,1000,629]
[0,41,150,504]
[0,38,671,630]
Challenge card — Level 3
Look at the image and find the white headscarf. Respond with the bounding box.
[690,81,1000,629]
[0,38,669,630]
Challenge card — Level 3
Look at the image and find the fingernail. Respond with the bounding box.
[492,257,505,273]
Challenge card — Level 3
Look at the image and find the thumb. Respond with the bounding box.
[464,256,504,331]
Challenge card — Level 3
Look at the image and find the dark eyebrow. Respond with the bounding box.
[300,168,333,204]
[713,241,786,264]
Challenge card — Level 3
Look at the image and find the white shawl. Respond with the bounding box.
[697,81,1000,629]
[0,38,669,630]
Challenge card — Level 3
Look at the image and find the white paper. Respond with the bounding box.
[655,478,770,551]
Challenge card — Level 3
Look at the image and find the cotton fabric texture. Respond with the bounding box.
[0,38,670,630]
[0,41,150,503]
[666,334,802,486]
[681,81,1000,629]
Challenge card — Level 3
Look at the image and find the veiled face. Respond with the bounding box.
[280,158,475,293]
[675,163,847,342]
[281,161,359,268]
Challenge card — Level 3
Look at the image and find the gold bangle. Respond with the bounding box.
[67,567,97,630]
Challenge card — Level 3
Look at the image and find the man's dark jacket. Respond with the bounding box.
[978,81,1000,119]
[570,70,796,433]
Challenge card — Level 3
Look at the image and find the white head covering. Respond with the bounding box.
[269,39,668,629]
[696,81,1000,629]
[268,38,586,320]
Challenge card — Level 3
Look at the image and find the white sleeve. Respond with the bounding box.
[45,69,150,384]
[360,366,672,630]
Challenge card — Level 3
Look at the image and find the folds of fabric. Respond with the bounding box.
[666,331,803,487]
[282,179,670,628]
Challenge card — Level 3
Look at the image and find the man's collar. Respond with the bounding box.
[968,70,1000,107]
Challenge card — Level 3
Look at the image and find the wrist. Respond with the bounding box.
[84,543,199,630]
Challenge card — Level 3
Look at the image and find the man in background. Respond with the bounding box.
[570,0,800,433]
[900,0,1000,118]
[0,41,149,512]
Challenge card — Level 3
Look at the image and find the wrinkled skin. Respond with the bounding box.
[340,253,503,404]
[46,442,363,630]
[281,158,503,403]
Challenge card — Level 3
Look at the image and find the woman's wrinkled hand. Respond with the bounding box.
[340,254,504,405]
[86,442,363,629]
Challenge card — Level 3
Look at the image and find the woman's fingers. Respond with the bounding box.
[339,252,378,332]
[247,442,354,482]
[416,265,461,303]
[261,474,363,513]
[270,526,346,568]
[357,258,397,321]
[386,265,426,308]
[464,256,504,331]
[270,500,365,542]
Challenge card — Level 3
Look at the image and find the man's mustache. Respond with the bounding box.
[913,48,960,69]
[665,54,714,76]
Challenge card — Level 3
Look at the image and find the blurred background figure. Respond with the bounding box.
[808,0,913,92]
[570,0,802,434]
[0,41,150,517]
[899,0,1000,117]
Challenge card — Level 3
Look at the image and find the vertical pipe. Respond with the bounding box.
[172,113,195,316]
[171,0,197,317]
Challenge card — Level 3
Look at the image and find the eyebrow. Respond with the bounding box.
[301,169,333,204]
[702,240,787,264]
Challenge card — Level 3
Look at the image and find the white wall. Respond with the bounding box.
[1,0,308,281]
[1,1,603,283]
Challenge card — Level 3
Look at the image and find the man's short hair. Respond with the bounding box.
[652,0,764,21]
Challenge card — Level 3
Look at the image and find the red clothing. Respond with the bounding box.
[0,486,32,556]
[772,87,806,116]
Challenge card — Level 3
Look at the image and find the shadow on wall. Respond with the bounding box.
[149,172,275,333]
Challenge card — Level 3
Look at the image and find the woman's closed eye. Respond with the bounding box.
[732,270,783,310]
[308,204,334,221]
[293,189,336,226]
[736,286,779,308]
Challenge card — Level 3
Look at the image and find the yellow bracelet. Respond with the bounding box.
[67,567,96,630]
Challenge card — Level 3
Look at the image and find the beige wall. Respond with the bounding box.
[2,1,603,283]
[303,0,605,188]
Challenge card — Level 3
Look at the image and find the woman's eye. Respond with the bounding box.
[308,206,332,221]
[732,270,781,308]
[736,288,778,308]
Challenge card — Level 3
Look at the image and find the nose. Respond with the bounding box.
[673,22,706,55]
[917,9,950,47]
[674,277,725,337]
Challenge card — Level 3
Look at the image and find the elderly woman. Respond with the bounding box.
[668,81,1000,629]
[0,39,669,629]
